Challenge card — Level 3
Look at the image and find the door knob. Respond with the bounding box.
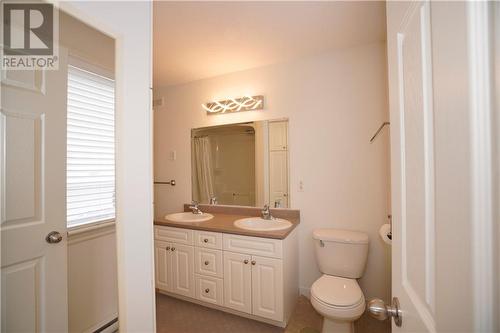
[46,231,63,244]
[367,297,402,327]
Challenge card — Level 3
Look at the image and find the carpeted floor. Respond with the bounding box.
[156,293,322,333]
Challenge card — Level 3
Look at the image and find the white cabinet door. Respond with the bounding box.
[154,241,172,292]
[269,151,289,208]
[171,244,195,298]
[269,121,288,151]
[223,252,252,314]
[251,256,283,321]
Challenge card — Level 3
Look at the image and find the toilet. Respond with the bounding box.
[310,228,369,333]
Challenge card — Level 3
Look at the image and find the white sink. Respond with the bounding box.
[234,217,292,231]
[164,212,214,223]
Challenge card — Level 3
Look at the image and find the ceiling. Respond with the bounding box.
[153,1,386,88]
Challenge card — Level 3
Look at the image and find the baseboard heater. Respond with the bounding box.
[94,317,118,333]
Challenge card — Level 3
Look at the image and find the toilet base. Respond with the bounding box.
[321,317,354,333]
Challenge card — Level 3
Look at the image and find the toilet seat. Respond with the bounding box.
[310,275,365,321]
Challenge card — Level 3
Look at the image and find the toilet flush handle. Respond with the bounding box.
[319,240,325,247]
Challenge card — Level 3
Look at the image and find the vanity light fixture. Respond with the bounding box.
[202,95,264,114]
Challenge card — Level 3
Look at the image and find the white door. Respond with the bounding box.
[268,121,288,151]
[251,256,283,321]
[171,244,195,298]
[387,2,434,330]
[223,252,252,314]
[386,1,497,331]
[269,151,289,208]
[154,241,173,292]
[1,54,69,331]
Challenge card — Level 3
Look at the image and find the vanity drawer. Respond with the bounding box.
[194,230,223,249]
[195,248,223,278]
[223,234,283,259]
[195,275,223,306]
[154,226,193,245]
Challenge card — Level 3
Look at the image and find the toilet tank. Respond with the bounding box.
[313,228,369,279]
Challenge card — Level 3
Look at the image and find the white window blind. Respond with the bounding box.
[67,65,115,227]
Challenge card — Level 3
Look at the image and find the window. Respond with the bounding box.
[67,65,115,227]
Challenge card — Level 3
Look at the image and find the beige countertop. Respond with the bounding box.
[154,205,300,240]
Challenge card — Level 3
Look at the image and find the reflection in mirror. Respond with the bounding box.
[191,119,289,208]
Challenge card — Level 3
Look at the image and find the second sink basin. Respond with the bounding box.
[165,212,214,223]
[234,217,292,231]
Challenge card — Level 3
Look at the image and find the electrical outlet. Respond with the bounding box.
[298,180,304,192]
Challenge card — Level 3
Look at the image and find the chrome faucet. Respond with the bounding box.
[261,204,273,220]
[189,201,203,214]
[209,197,218,205]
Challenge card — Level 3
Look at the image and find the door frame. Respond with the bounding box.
[54,1,156,331]
[466,2,498,330]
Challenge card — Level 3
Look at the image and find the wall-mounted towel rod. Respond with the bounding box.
[370,122,390,143]
[154,180,176,186]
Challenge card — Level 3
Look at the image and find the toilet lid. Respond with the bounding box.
[311,275,363,307]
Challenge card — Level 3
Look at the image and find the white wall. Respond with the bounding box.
[59,12,119,333]
[60,2,155,332]
[67,226,118,333]
[154,42,391,329]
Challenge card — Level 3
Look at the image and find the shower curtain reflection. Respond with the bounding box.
[192,136,215,203]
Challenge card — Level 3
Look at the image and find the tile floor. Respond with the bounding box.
[156,293,322,333]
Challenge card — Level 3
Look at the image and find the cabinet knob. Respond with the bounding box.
[205,288,210,293]
[166,246,171,251]
[251,260,256,265]
[244,259,249,264]
[204,261,209,266]
[203,238,209,243]
[171,247,175,251]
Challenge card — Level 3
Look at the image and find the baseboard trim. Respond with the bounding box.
[81,314,118,333]
[94,317,118,333]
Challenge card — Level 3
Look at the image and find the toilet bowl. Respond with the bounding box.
[311,275,365,333]
[310,229,369,333]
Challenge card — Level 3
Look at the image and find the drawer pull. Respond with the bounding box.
[205,288,210,293]
[244,259,249,264]
[204,260,209,266]
[171,247,176,251]
[166,246,171,251]
[203,238,209,243]
[251,260,256,265]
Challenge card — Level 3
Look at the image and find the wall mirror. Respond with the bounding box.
[191,119,289,208]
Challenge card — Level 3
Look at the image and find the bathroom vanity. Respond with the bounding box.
[153,205,299,328]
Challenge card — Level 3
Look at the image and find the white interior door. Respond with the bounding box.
[386,1,498,331]
[1,51,69,331]
[387,1,437,331]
